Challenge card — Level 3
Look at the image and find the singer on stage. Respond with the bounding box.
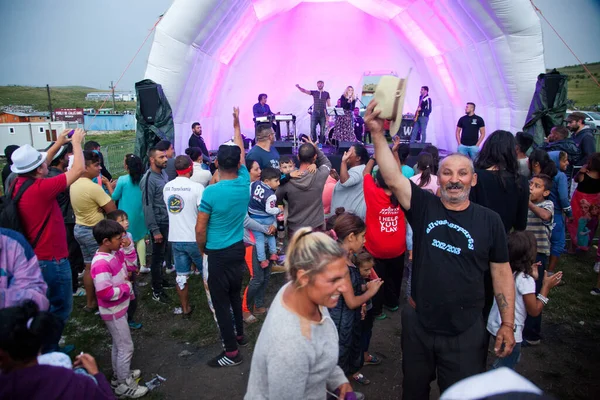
[333,86,357,143]
[253,93,280,140]
[296,81,331,144]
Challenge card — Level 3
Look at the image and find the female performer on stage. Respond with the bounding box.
[333,86,357,143]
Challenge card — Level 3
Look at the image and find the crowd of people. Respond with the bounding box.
[0,102,597,399]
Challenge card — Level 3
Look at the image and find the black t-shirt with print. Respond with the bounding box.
[457,114,485,146]
[403,181,509,335]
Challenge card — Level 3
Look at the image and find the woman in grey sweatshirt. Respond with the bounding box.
[245,228,361,400]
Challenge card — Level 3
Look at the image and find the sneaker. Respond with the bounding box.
[152,291,170,304]
[72,287,86,297]
[128,321,143,330]
[115,377,148,398]
[161,280,174,289]
[193,269,201,276]
[375,313,387,321]
[384,305,399,312]
[139,266,151,274]
[111,370,141,388]
[271,265,287,275]
[243,311,258,324]
[207,351,243,368]
[594,263,600,273]
[165,266,176,274]
[364,354,381,366]
[237,335,249,347]
[591,288,600,296]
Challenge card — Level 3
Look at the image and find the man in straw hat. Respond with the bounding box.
[9,128,86,352]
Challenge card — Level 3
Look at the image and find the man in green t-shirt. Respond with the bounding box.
[196,107,250,368]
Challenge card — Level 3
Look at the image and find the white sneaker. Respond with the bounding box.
[139,266,151,274]
[594,262,600,273]
[165,266,175,274]
[115,377,148,398]
[111,370,141,388]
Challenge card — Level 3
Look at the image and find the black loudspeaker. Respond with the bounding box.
[337,141,354,154]
[409,142,432,156]
[274,141,294,155]
[137,84,160,124]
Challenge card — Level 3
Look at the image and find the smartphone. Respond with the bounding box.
[67,129,75,138]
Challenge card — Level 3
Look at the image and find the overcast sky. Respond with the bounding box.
[0,0,598,90]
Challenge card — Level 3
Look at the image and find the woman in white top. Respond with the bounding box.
[409,152,439,195]
[185,147,212,187]
[245,228,362,400]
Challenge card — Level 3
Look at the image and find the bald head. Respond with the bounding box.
[437,153,477,208]
[438,153,475,175]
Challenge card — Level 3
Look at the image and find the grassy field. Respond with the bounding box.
[0,85,136,112]
[547,62,600,108]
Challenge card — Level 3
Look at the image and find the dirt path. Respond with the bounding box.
[85,270,599,400]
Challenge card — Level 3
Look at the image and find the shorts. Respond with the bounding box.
[172,242,204,276]
[74,224,99,264]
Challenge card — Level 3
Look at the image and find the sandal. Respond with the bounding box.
[352,373,371,386]
[82,305,97,313]
[364,354,381,366]
[243,312,258,324]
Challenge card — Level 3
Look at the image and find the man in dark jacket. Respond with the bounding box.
[544,125,580,178]
[567,112,595,167]
[188,122,211,164]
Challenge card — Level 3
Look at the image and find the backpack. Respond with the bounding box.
[0,179,51,248]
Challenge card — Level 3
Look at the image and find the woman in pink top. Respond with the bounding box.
[409,152,439,195]
[323,169,340,216]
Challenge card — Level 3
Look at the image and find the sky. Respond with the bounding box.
[0,0,598,91]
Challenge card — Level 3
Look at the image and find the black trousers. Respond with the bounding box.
[373,254,405,311]
[66,223,84,293]
[401,306,487,399]
[207,241,245,352]
[150,223,170,293]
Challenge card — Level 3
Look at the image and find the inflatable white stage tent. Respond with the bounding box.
[144,0,546,154]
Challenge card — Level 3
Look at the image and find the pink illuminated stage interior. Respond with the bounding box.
[144,0,545,153]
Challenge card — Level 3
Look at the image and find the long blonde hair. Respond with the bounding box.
[344,86,354,101]
[286,227,346,285]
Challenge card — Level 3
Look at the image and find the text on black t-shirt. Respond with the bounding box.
[457,114,485,146]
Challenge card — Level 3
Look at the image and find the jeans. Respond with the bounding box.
[172,242,204,276]
[311,113,327,144]
[104,315,134,383]
[206,241,245,352]
[411,116,429,143]
[457,144,480,160]
[250,215,276,262]
[243,245,271,310]
[523,253,547,342]
[550,212,566,257]
[150,224,170,294]
[39,258,73,353]
[402,306,487,399]
[492,342,522,370]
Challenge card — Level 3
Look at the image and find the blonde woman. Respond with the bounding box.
[245,228,363,400]
[333,86,358,143]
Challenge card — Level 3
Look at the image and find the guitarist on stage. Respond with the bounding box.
[411,86,432,144]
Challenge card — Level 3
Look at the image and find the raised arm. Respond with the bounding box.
[232,107,245,166]
[365,100,412,210]
[490,261,516,357]
[65,129,86,187]
[295,84,311,95]
[363,158,375,176]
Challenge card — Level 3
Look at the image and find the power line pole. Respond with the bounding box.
[109,81,116,111]
[46,84,53,121]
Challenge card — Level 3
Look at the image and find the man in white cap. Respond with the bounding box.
[9,128,86,352]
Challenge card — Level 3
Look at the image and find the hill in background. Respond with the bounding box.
[0,85,136,112]
[0,63,598,112]
[547,62,600,108]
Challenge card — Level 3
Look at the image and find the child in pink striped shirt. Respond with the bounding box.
[91,220,148,398]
